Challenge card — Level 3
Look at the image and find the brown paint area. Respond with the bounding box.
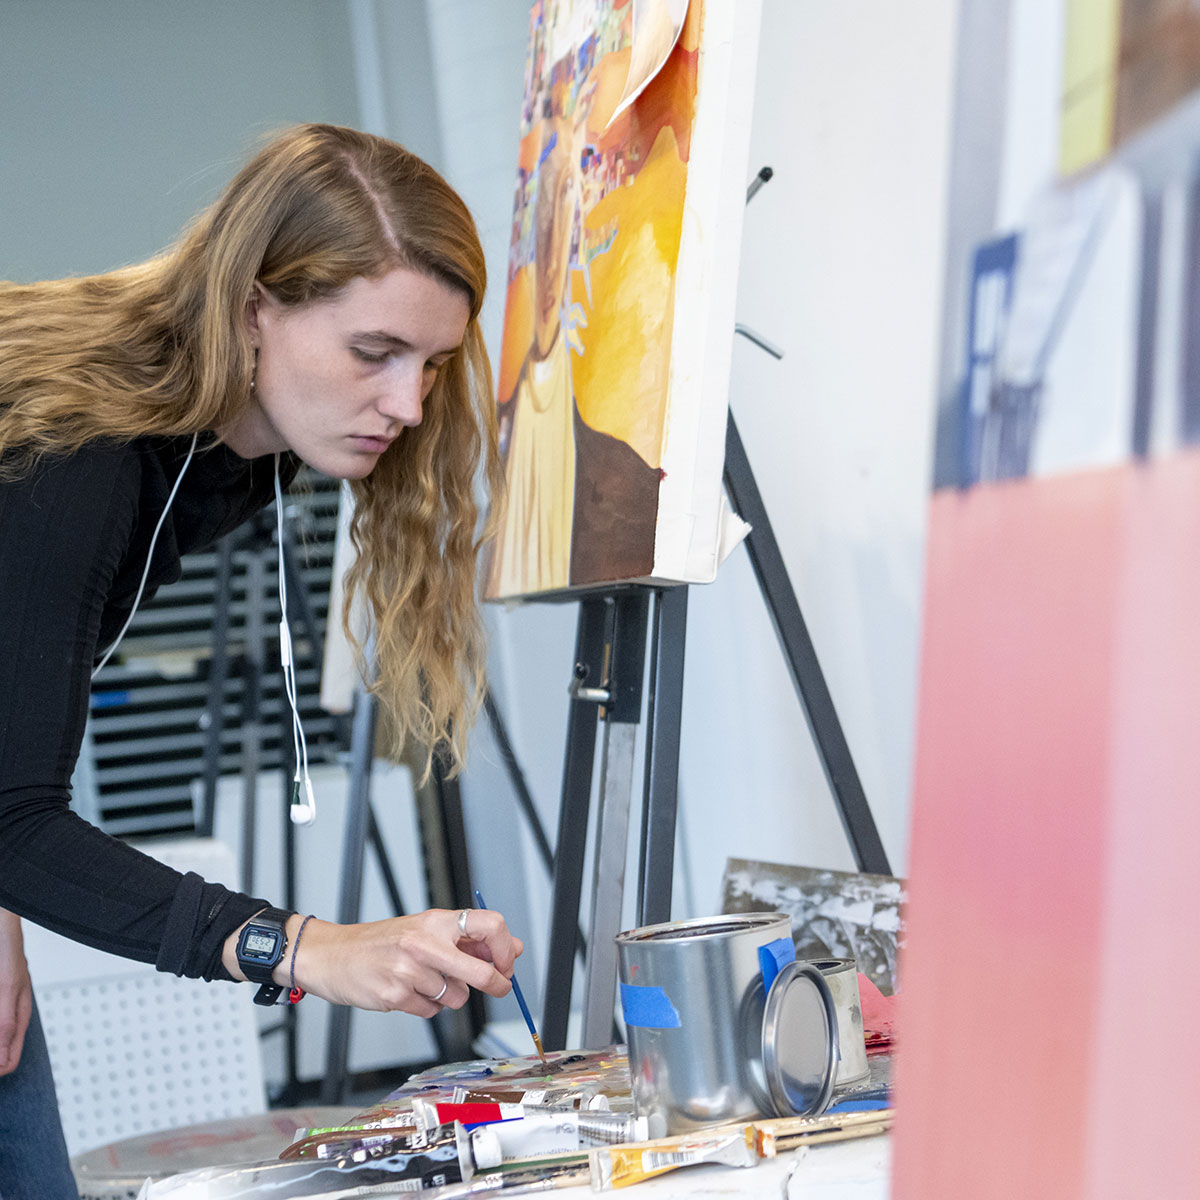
[569,404,658,585]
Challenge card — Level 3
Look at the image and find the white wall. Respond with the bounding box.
[0,0,358,281]
[398,0,962,1014]
[682,0,958,890]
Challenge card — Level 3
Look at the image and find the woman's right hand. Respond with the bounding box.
[0,908,33,1076]
[223,906,523,1019]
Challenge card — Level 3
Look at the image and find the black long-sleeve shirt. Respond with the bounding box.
[0,435,297,980]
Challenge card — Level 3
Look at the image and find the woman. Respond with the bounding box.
[0,124,520,1198]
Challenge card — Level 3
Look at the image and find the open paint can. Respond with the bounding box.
[616,913,839,1137]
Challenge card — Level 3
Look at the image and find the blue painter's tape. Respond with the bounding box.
[619,982,681,1029]
[758,937,796,995]
[828,1095,891,1113]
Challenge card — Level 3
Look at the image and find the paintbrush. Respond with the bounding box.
[474,889,547,1064]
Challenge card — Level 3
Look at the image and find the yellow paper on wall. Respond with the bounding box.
[1059,0,1121,176]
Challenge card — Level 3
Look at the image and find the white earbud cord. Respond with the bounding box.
[274,456,316,825]
[92,433,200,680]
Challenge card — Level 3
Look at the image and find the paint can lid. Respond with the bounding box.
[761,960,839,1117]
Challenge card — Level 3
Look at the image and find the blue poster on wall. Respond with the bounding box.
[957,233,1020,487]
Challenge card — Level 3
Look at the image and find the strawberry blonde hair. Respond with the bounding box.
[0,123,502,772]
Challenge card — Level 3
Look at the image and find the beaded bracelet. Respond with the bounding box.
[290,914,315,996]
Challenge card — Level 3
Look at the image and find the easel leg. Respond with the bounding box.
[197,536,233,837]
[580,718,637,1048]
[423,760,485,1055]
[239,541,268,894]
[483,690,554,873]
[636,586,688,927]
[321,685,377,1104]
[541,597,606,1051]
[280,716,300,1102]
[484,688,587,964]
[482,686,585,964]
[724,414,892,875]
[580,592,648,1048]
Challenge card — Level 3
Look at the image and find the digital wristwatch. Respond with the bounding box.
[235,906,303,1006]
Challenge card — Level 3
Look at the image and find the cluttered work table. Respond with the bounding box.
[119,1036,892,1197]
[72,883,902,1199]
[105,903,899,1198]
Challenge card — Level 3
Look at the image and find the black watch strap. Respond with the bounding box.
[253,982,305,1007]
[236,906,292,985]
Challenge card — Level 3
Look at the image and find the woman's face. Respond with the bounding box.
[225,265,471,478]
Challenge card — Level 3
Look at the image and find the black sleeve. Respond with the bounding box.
[0,443,268,980]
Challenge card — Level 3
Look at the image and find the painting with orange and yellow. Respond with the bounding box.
[484,0,703,599]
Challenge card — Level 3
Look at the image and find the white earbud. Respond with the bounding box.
[290,775,317,825]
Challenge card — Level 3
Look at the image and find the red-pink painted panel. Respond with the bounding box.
[895,468,1124,1200]
[895,453,1200,1198]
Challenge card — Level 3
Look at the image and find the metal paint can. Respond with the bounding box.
[616,913,838,1137]
[811,958,869,1084]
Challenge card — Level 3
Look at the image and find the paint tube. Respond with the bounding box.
[313,1132,411,1160]
[463,1111,649,1174]
[281,1116,419,1160]
[508,1086,611,1111]
[588,1127,758,1190]
[139,1140,464,1197]
[416,1096,623,1137]
[412,1096,526,1133]
[448,1085,611,1110]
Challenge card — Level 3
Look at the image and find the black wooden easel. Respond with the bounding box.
[538,168,893,1052]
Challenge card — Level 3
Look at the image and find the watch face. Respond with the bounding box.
[237,910,289,982]
[244,930,278,957]
[240,925,283,966]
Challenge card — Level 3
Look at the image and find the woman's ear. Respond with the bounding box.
[244,281,267,346]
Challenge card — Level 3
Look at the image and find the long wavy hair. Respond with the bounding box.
[0,123,502,774]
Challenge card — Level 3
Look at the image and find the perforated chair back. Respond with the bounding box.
[22,837,266,1157]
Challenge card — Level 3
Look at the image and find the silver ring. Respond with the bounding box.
[431,975,448,1002]
[457,909,470,937]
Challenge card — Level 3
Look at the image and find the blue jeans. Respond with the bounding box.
[0,999,78,1200]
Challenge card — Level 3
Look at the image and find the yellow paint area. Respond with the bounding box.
[1059,0,1122,175]
[569,124,686,467]
[499,265,534,404]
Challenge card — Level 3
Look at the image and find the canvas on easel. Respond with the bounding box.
[484,0,760,600]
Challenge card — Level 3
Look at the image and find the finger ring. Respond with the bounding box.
[457,909,470,937]
[431,975,449,1002]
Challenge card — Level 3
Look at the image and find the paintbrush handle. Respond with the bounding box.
[509,975,537,1035]
[473,890,544,1047]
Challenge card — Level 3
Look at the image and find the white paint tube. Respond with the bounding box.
[464,1110,649,1172]
[411,1093,608,1135]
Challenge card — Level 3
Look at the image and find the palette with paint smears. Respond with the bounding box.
[369,1045,633,1116]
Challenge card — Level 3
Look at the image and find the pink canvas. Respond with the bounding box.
[893,453,1200,1199]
